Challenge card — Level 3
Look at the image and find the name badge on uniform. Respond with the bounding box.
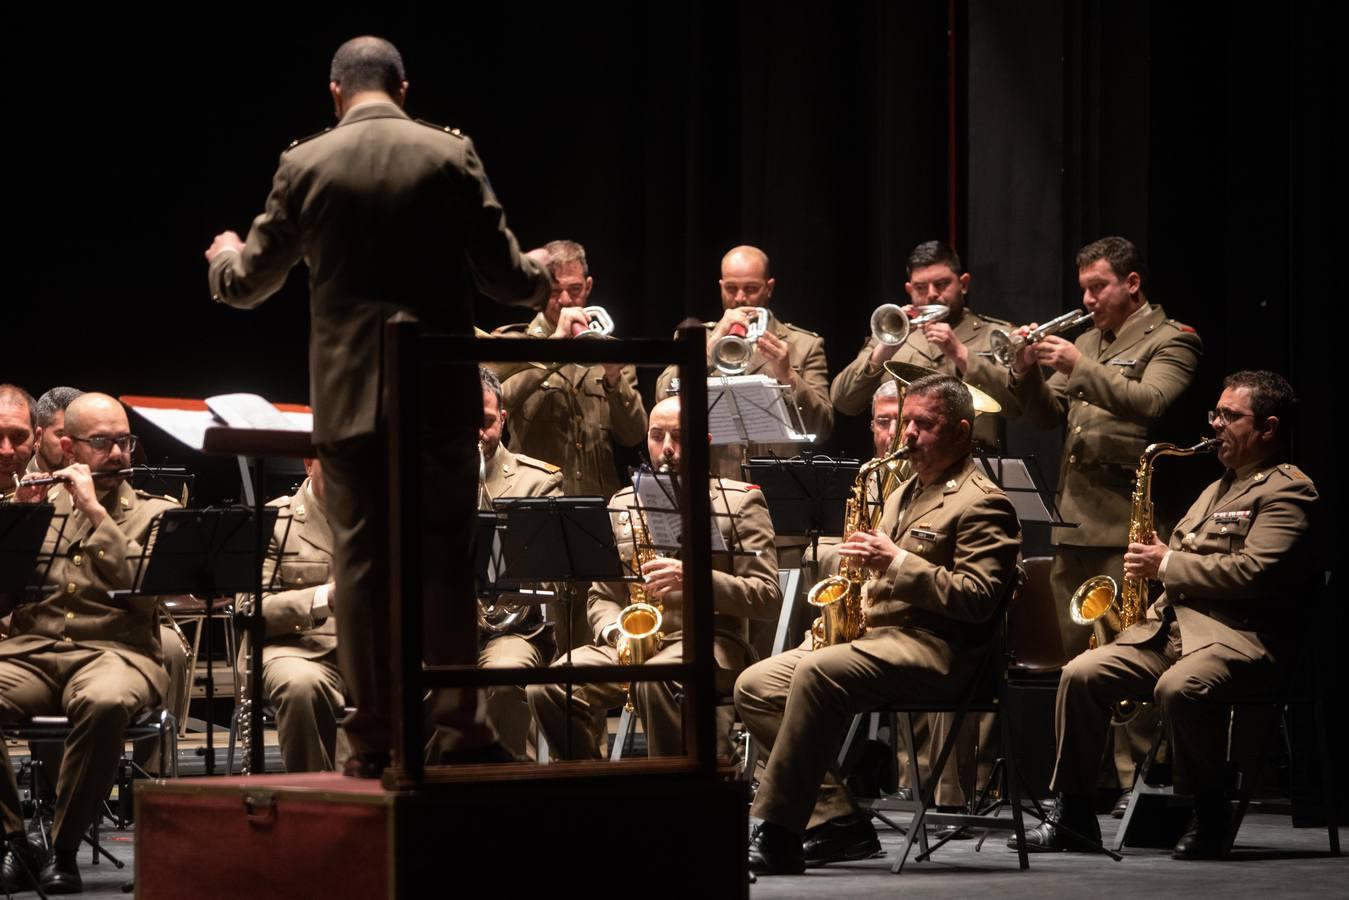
[909,528,939,542]
[1108,357,1138,367]
[976,350,994,358]
[1210,510,1251,522]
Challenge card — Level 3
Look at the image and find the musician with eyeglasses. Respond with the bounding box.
[525,395,781,760]
[830,241,1019,450]
[1,393,180,893]
[1018,371,1317,860]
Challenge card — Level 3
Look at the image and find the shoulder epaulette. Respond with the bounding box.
[1166,318,1198,334]
[974,311,1015,328]
[492,322,532,336]
[415,119,466,139]
[517,454,561,475]
[133,488,180,505]
[284,128,331,152]
[716,479,753,493]
[269,494,293,510]
[1276,463,1310,481]
[785,322,821,338]
[969,472,999,494]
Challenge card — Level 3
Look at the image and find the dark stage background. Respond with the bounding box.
[10,1,1340,802]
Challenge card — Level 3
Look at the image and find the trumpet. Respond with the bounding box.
[988,310,1093,368]
[711,308,772,375]
[568,305,614,337]
[870,303,950,347]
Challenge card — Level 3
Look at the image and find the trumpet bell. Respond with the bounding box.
[711,334,754,375]
[1069,575,1118,626]
[870,304,911,346]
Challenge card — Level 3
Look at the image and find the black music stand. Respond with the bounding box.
[0,504,59,613]
[974,454,1068,528]
[742,455,861,570]
[133,507,279,775]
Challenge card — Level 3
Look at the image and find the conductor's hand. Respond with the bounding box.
[205,231,244,263]
[837,528,900,575]
[1123,535,1167,582]
[640,557,683,598]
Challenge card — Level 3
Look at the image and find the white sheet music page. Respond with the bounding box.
[705,375,814,446]
[205,394,306,431]
[632,470,728,554]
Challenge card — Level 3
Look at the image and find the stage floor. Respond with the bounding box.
[62,808,1345,898]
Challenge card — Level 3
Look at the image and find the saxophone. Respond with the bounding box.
[1069,438,1218,718]
[806,443,914,649]
[615,498,663,712]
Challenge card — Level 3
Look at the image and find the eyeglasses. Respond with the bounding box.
[871,416,897,430]
[1206,409,1257,427]
[70,433,138,453]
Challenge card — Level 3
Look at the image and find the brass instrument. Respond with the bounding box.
[711,308,772,375]
[1069,437,1219,720]
[988,310,1093,368]
[806,443,915,649]
[476,441,532,634]
[568,305,615,338]
[870,303,950,347]
[616,495,664,712]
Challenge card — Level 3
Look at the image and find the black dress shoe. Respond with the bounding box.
[1007,793,1101,853]
[0,833,45,893]
[342,750,391,779]
[1171,795,1230,860]
[748,822,806,875]
[803,813,882,867]
[39,848,83,895]
[1112,789,1132,819]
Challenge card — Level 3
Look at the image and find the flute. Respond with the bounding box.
[15,465,189,489]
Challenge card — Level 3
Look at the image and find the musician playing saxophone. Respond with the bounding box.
[525,395,781,759]
[1020,371,1318,860]
[739,374,1021,875]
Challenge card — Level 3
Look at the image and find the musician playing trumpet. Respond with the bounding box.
[831,241,1020,450]
[1019,372,1317,860]
[526,395,781,760]
[739,375,1021,875]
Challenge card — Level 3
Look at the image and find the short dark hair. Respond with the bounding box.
[906,241,963,278]
[35,386,83,428]
[1223,370,1297,434]
[330,36,405,95]
[904,373,975,431]
[545,239,589,278]
[1076,236,1145,289]
[0,384,36,430]
[480,366,503,409]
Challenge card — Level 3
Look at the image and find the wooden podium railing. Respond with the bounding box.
[382,321,716,788]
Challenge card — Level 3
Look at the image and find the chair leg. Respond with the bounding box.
[608,708,636,762]
[998,697,1029,870]
[1312,694,1341,855]
[899,713,930,859]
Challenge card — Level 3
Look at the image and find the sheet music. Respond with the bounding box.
[130,404,313,452]
[705,375,814,445]
[632,470,727,553]
[206,393,308,432]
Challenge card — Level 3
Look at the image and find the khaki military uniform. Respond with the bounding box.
[0,480,175,849]
[737,457,1022,832]
[528,479,781,759]
[830,311,1021,450]
[496,313,647,499]
[210,101,550,758]
[477,444,562,760]
[1052,461,1317,796]
[234,478,346,773]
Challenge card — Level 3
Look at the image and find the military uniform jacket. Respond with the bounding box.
[238,478,336,664]
[1014,304,1202,546]
[496,313,647,497]
[830,311,1020,450]
[208,100,550,443]
[482,443,563,641]
[654,317,832,480]
[1116,461,1318,663]
[587,479,782,645]
[0,480,176,697]
[854,457,1022,674]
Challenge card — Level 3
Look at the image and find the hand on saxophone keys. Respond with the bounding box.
[639,556,683,598]
[1123,534,1168,581]
[836,527,901,575]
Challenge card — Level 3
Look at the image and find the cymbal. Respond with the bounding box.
[883,360,1003,416]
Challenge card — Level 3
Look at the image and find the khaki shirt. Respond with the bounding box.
[587,479,782,646]
[830,311,1020,450]
[497,313,647,497]
[1,480,177,698]
[853,457,1022,674]
[1014,305,1202,546]
[1119,461,1318,662]
[655,317,832,480]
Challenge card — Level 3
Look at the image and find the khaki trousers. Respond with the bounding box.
[479,634,548,761]
[264,652,348,773]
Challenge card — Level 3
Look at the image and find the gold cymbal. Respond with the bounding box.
[883,360,1003,416]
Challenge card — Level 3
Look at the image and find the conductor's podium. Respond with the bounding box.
[135,761,748,898]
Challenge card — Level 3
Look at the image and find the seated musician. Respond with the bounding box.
[471,366,562,761]
[0,384,36,491]
[1017,371,1318,860]
[526,395,781,759]
[240,457,348,773]
[1,393,179,893]
[737,374,1022,874]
